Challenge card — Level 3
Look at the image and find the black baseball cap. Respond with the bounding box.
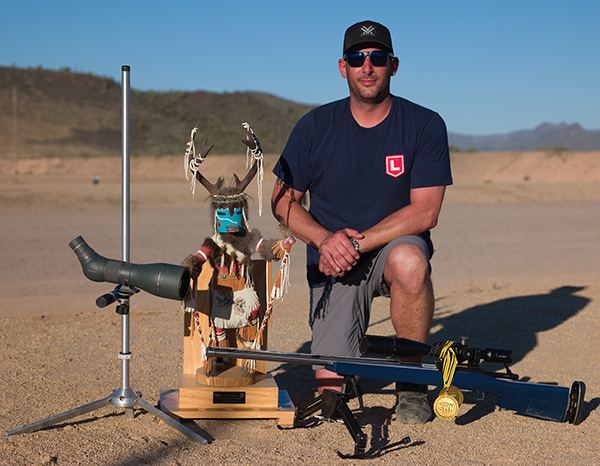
[343,20,394,55]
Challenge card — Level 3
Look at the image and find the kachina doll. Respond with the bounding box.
[182,121,294,374]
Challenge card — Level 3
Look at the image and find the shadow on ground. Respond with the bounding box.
[430,285,590,366]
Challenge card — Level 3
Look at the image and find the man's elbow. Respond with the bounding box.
[271,179,304,226]
[271,198,286,225]
[424,209,441,230]
[271,188,293,226]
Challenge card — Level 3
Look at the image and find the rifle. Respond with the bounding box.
[206,335,585,458]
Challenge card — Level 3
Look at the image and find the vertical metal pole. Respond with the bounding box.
[121,65,131,393]
[113,65,136,411]
[121,65,131,263]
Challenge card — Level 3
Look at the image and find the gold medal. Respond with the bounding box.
[433,385,463,420]
[446,385,464,406]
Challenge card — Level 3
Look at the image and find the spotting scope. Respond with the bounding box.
[69,236,190,301]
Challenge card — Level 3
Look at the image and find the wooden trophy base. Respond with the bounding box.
[160,370,295,426]
[160,260,294,427]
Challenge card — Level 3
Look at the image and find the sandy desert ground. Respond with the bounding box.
[0,151,599,465]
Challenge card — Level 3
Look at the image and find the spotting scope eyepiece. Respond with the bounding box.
[69,236,190,301]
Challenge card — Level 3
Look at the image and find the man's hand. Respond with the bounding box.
[318,229,363,277]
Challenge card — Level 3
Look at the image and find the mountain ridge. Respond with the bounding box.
[449,122,600,151]
[1,66,598,158]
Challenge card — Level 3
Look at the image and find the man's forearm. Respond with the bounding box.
[360,206,434,251]
[358,186,446,253]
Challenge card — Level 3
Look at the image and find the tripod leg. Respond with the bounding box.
[136,397,209,444]
[5,395,112,436]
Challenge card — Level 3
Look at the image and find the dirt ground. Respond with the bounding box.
[0,152,599,465]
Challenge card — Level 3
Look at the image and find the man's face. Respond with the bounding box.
[339,47,399,105]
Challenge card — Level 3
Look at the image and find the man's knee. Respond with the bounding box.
[383,243,431,291]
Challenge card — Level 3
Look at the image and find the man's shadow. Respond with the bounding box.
[430,285,589,366]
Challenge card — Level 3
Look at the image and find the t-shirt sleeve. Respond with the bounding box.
[410,113,453,189]
[272,113,313,193]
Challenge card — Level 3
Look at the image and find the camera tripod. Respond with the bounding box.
[5,287,208,444]
[5,65,207,445]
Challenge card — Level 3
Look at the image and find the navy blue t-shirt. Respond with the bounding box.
[273,96,452,286]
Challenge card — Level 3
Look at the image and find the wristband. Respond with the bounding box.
[349,238,360,252]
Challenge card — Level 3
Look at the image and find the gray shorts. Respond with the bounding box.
[309,235,430,360]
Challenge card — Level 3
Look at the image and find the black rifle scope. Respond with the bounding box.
[359,335,513,365]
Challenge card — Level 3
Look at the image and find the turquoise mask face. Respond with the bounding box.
[216,207,244,233]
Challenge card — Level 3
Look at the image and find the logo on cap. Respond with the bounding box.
[360,25,376,37]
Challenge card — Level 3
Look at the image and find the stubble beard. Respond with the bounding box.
[348,73,392,106]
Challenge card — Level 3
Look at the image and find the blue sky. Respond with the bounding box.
[3,0,599,135]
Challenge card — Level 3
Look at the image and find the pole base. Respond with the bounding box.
[110,387,138,408]
[4,389,209,444]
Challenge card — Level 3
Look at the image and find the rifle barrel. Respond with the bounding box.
[205,346,405,367]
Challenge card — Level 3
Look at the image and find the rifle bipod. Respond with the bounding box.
[294,376,368,458]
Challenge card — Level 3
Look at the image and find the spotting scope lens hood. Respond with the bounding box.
[69,236,190,301]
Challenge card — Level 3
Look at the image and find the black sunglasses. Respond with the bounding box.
[344,50,392,67]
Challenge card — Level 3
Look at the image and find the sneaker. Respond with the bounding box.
[395,382,432,424]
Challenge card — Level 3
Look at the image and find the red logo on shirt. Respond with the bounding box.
[386,155,405,178]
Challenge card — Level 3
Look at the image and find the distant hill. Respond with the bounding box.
[448,123,600,151]
[0,66,314,158]
[1,66,598,159]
